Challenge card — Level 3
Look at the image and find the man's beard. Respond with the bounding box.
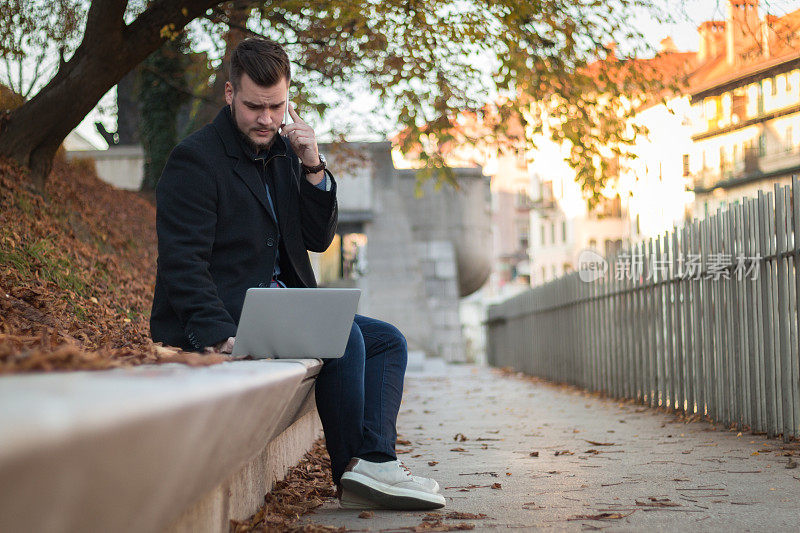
[231,101,276,152]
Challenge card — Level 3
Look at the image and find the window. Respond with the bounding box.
[540,225,546,246]
[517,222,529,250]
[604,239,622,259]
[682,154,690,177]
[515,190,530,209]
[561,220,567,243]
[771,76,778,96]
[588,238,597,250]
[732,144,738,164]
[787,127,794,152]
[550,222,556,245]
[563,262,572,274]
[541,181,553,200]
[719,146,726,171]
[759,132,767,157]
[786,74,792,92]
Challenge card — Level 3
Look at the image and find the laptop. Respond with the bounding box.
[231,288,361,359]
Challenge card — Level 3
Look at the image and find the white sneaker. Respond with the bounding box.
[339,458,446,510]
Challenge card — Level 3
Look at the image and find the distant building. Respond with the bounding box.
[687,0,800,216]
[530,43,697,283]
[528,133,628,284]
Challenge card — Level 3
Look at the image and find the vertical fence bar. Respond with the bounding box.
[680,225,694,415]
[745,198,762,433]
[792,175,800,437]
[711,211,723,423]
[786,185,798,438]
[656,235,667,408]
[701,217,714,417]
[673,228,685,413]
[724,205,738,428]
[660,234,672,409]
[735,204,750,428]
[645,239,655,406]
[775,184,792,440]
[753,196,767,432]
[693,219,706,416]
[759,191,778,436]
[623,251,633,400]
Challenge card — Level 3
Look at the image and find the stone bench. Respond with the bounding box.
[0,359,323,533]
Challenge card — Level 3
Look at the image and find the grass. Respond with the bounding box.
[0,236,91,300]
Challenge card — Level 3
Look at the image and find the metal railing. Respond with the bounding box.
[487,177,800,439]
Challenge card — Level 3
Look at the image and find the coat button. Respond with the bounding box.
[266,237,275,247]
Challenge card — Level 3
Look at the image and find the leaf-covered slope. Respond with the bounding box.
[0,156,223,372]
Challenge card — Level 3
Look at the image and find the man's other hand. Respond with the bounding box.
[205,336,236,355]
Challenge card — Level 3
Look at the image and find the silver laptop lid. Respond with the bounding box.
[231,288,360,359]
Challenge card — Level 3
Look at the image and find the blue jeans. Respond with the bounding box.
[314,314,408,485]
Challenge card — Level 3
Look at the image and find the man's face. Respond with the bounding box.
[225,73,288,151]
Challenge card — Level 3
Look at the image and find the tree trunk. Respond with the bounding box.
[0,0,222,189]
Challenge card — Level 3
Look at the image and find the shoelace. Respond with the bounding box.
[396,460,413,478]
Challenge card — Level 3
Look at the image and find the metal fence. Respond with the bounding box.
[487,178,800,439]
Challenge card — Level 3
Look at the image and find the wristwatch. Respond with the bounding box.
[302,153,326,174]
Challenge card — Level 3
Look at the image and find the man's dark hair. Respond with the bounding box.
[229,38,291,89]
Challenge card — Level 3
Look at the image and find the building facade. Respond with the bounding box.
[687,1,800,216]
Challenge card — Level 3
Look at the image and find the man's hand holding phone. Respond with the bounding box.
[281,102,324,186]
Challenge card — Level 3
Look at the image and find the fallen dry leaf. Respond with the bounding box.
[636,497,680,508]
[529,451,539,457]
[555,450,574,456]
[428,461,439,466]
[358,511,374,519]
[491,483,502,489]
[444,512,488,520]
[567,511,636,521]
[585,440,615,446]
[450,447,466,452]
[453,433,468,442]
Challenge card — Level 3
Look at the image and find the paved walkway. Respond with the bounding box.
[300,360,800,531]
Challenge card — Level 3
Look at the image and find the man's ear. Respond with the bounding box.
[224,81,234,106]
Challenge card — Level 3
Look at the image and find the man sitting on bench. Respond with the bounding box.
[149,37,445,511]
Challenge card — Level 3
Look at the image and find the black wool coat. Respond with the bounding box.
[150,106,338,351]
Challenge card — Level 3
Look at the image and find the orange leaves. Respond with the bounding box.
[0,158,187,374]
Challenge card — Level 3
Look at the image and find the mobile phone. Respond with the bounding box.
[282,88,290,130]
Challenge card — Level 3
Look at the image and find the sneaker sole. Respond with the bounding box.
[339,491,379,510]
[340,472,446,510]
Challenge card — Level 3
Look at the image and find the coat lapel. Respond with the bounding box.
[233,158,277,224]
[270,155,295,235]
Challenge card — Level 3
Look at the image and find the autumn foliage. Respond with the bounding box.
[0,156,224,373]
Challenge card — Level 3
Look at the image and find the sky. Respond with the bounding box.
[70,0,799,149]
